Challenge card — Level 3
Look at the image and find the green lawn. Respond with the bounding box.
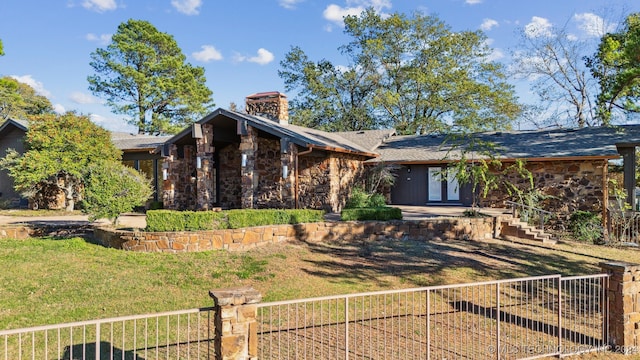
[1,234,639,331]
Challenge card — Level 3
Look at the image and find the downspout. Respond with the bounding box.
[295,147,313,209]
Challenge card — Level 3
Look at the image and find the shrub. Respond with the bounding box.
[83,161,153,222]
[341,207,402,221]
[568,211,603,243]
[146,210,227,232]
[345,187,388,209]
[226,209,324,229]
[145,209,324,231]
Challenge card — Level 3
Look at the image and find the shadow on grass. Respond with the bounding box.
[296,232,598,288]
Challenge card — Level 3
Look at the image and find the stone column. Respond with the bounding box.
[162,144,179,210]
[209,286,262,360]
[600,262,640,353]
[240,126,258,209]
[196,124,215,210]
[280,140,295,209]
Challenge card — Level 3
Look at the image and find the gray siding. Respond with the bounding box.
[390,164,473,206]
[0,127,26,204]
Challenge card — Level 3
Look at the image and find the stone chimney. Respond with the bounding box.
[245,92,289,125]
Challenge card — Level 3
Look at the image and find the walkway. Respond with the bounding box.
[0,206,507,228]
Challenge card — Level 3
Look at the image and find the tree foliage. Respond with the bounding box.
[588,12,640,124]
[280,9,521,134]
[0,112,121,211]
[0,39,4,56]
[512,22,599,128]
[83,161,153,222]
[0,77,53,120]
[88,19,214,135]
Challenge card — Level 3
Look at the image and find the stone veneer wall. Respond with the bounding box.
[332,153,366,212]
[218,144,242,209]
[297,152,331,210]
[255,137,286,208]
[91,217,496,253]
[480,159,606,215]
[163,144,198,210]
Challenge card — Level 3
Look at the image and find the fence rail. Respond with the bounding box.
[607,209,640,244]
[257,274,609,360]
[1,307,216,360]
[505,200,554,231]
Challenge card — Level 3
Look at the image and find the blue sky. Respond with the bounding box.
[0,0,638,133]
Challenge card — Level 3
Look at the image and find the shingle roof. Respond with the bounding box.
[167,108,379,158]
[0,118,28,136]
[110,132,172,151]
[335,129,397,152]
[373,125,640,163]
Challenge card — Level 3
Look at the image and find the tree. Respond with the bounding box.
[88,19,214,135]
[589,13,640,124]
[0,76,53,120]
[511,22,599,128]
[83,160,153,222]
[0,112,121,211]
[0,38,4,56]
[280,9,521,135]
[279,46,379,131]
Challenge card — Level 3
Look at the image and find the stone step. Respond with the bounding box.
[500,217,557,244]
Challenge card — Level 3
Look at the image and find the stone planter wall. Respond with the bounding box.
[92,217,497,253]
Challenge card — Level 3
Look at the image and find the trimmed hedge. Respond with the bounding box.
[226,209,324,228]
[146,209,325,232]
[146,210,228,231]
[341,207,403,221]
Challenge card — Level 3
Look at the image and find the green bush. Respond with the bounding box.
[345,187,388,209]
[146,209,324,231]
[83,161,153,222]
[341,207,403,221]
[568,211,603,243]
[227,209,324,229]
[146,210,227,231]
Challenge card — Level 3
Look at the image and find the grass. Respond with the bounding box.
[2,233,640,333]
[0,209,81,217]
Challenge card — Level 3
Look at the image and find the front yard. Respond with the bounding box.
[1,233,637,331]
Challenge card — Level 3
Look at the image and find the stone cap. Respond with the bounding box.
[209,286,262,306]
[600,261,640,272]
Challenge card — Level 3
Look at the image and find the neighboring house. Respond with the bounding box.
[0,119,28,206]
[0,118,169,208]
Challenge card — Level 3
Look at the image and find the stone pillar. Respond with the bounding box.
[162,144,179,210]
[280,140,295,209]
[600,262,640,353]
[209,286,262,360]
[196,124,216,210]
[240,126,258,209]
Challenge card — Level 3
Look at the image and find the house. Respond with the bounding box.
[161,92,378,212]
[0,118,169,208]
[372,126,640,219]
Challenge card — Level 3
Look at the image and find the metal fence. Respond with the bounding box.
[607,209,640,244]
[257,274,609,359]
[1,307,216,360]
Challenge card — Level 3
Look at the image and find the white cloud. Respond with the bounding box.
[574,13,616,38]
[85,33,111,45]
[524,16,554,38]
[234,49,275,65]
[480,18,498,31]
[10,75,51,97]
[69,91,102,105]
[53,104,66,114]
[171,0,202,15]
[238,48,275,65]
[192,45,223,62]
[81,0,117,12]
[466,0,482,4]
[90,113,138,133]
[566,33,578,41]
[323,0,392,28]
[279,0,304,9]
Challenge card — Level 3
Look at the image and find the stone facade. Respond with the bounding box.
[600,262,640,354]
[480,159,607,216]
[218,145,242,209]
[163,144,198,210]
[91,217,496,253]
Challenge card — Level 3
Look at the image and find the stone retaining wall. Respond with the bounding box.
[92,217,497,253]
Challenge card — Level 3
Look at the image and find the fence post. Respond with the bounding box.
[600,262,640,354]
[209,286,262,360]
